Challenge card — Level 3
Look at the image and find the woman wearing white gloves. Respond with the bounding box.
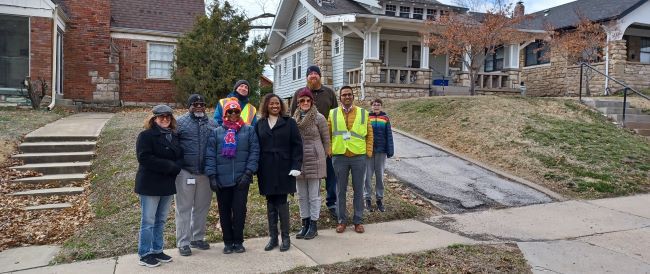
[255,94,303,252]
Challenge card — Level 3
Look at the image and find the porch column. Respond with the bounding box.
[420,43,430,69]
[364,31,381,59]
[503,44,519,70]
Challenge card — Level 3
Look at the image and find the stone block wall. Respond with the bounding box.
[113,39,176,104]
[312,18,333,85]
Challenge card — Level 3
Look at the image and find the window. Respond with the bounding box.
[379,41,386,63]
[333,37,341,56]
[484,47,504,72]
[413,8,423,20]
[0,15,29,89]
[148,43,175,79]
[525,40,550,66]
[641,38,650,63]
[298,16,307,29]
[385,5,396,16]
[292,51,302,81]
[283,58,288,76]
[399,6,411,18]
[426,9,436,20]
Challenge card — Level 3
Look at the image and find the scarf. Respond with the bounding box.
[293,105,317,132]
[156,124,172,142]
[221,119,244,158]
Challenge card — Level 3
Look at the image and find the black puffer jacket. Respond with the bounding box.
[135,127,183,196]
[176,112,216,174]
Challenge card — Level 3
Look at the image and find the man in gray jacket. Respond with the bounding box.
[174,94,216,256]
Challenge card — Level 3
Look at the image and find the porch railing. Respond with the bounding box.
[347,66,428,85]
[476,72,513,90]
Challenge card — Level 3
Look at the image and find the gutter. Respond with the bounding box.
[48,4,58,111]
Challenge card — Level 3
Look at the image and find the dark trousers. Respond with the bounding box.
[325,157,337,209]
[216,185,249,245]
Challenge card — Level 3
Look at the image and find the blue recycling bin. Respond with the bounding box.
[433,79,449,86]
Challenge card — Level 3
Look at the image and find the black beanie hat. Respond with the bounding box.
[306,65,321,77]
[187,94,205,108]
[233,80,250,92]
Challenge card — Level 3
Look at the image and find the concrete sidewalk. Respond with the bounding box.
[24,113,114,141]
[6,194,649,274]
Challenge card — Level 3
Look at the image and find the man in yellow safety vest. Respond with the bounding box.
[213,80,258,127]
[328,86,373,234]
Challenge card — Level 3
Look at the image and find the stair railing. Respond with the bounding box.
[579,62,650,126]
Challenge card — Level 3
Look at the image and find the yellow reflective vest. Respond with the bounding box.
[219,98,257,125]
[329,106,368,155]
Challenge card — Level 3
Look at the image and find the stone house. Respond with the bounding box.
[265,0,650,100]
[0,0,204,107]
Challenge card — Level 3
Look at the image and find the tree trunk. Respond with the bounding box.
[469,71,478,96]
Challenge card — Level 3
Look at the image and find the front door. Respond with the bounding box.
[411,45,421,68]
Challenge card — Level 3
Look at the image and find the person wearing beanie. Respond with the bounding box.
[135,104,183,267]
[205,97,259,254]
[289,65,339,220]
[291,88,330,240]
[213,80,258,127]
[173,94,217,256]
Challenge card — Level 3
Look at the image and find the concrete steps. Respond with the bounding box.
[586,99,650,137]
[11,187,84,196]
[608,114,650,123]
[11,151,94,164]
[11,162,91,175]
[24,203,73,211]
[18,141,96,153]
[597,107,643,115]
[11,173,87,185]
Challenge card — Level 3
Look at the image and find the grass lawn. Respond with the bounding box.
[0,108,65,163]
[285,244,531,274]
[383,96,650,199]
[55,110,436,262]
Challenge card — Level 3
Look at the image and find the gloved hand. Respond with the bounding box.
[288,170,301,177]
[209,175,219,193]
[237,170,253,190]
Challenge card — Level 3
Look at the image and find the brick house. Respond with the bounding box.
[0,0,204,107]
[265,0,650,100]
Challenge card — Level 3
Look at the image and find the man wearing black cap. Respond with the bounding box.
[213,80,258,127]
[290,65,339,219]
[174,94,217,256]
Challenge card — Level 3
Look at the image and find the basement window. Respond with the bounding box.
[148,43,175,79]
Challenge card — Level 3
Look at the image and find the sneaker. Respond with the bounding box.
[138,254,161,268]
[233,243,246,253]
[152,252,173,263]
[365,199,374,212]
[376,199,385,212]
[178,245,192,256]
[328,207,338,219]
[223,244,234,254]
[190,240,210,250]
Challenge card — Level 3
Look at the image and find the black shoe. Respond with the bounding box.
[178,245,192,256]
[377,199,385,212]
[279,237,290,252]
[304,220,318,240]
[264,237,278,251]
[233,243,246,253]
[295,218,310,239]
[328,207,338,219]
[152,252,172,263]
[365,199,374,212]
[138,254,161,268]
[190,240,210,250]
[223,244,234,254]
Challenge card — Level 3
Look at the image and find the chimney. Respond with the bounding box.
[514,1,525,17]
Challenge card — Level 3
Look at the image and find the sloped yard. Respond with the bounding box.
[383,96,650,199]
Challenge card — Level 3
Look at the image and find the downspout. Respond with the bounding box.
[360,18,380,101]
[604,32,610,95]
[48,5,58,110]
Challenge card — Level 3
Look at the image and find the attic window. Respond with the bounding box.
[298,16,307,28]
[399,6,411,18]
[385,5,396,16]
[413,8,423,20]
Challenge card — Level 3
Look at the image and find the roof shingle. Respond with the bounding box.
[520,0,646,30]
[110,0,205,33]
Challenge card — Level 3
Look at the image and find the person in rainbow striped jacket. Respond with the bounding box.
[365,98,394,212]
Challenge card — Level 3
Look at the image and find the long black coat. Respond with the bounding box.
[255,116,303,196]
[135,127,183,196]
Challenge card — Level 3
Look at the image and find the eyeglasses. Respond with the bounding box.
[298,98,311,103]
[340,93,353,98]
[226,109,241,115]
[157,114,172,120]
[192,102,206,108]
[372,104,382,106]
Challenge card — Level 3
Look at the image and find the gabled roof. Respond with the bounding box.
[521,0,647,30]
[303,0,371,16]
[110,0,205,34]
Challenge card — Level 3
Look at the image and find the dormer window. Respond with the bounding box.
[413,8,423,20]
[399,6,411,18]
[385,5,396,16]
[426,9,436,20]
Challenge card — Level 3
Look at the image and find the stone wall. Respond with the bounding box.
[351,59,431,101]
[312,18,333,85]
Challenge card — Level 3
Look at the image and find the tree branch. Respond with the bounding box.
[247,13,275,22]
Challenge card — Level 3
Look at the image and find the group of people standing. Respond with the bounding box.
[133,66,394,268]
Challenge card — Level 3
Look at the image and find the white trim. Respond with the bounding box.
[298,0,324,21]
[0,0,56,18]
[321,14,356,23]
[522,63,551,70]
[146,42,176,80]
[111,32,178,43]
[110,27,182,38]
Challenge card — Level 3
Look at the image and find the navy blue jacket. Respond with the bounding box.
[369,111,394,158]
[204,125,259,188]
[176,112,217,174]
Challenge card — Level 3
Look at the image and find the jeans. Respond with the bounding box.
[325,157,337,209]
[333,155,366,225]
[364,153,387,200]
[138,194,173,258]
[216,184,249,245]
[296,178,321,220]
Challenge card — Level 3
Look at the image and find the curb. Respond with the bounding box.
[391,128,567,202]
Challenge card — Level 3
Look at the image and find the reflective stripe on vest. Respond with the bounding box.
[330,106,368,155]
[219,99,257,125]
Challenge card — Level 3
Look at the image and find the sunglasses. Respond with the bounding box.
[298,98,312,103]
[192,102,206,108]
[226,109,241,115]
[157,114,172,120]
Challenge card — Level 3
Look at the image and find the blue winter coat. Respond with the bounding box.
[204,124,259,188]
[369,111,394,158]
[176,112,217,174]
